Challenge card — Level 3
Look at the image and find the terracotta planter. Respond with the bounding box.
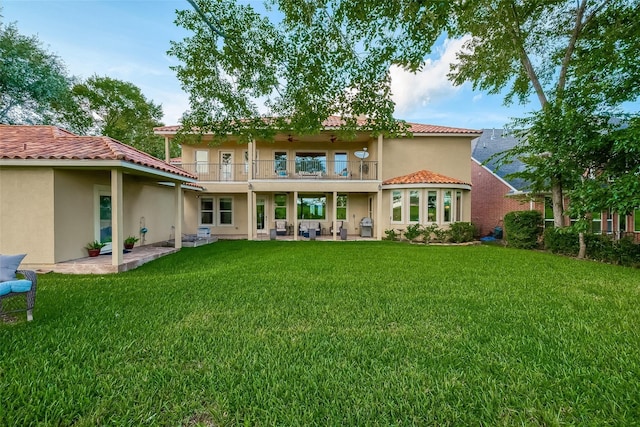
[87,249,101,257]
[124,243,135,250]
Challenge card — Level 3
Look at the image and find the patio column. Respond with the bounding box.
[174,181,183,249]
[332,191,338,240]
[248,190,254,240]
[376,188,383,240]
[164,136,170,163]
[293,191,298,241]
[248,140,254,240]
[111,169,123,267]
[376,134,384,240]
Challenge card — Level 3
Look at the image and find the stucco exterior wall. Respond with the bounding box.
[0,168,56,264]
[54,170,110,262]
[382,136,472,183]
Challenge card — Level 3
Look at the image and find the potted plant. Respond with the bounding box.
[86,240,105,257]
[124,236,139,250]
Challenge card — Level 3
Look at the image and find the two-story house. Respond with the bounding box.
[155,117,481,240]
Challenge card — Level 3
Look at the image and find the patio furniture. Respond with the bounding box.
[330,221,343,235]
[0,268,37,322]
[276,221,287,236]
[298,220,321,237]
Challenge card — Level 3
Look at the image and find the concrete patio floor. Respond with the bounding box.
[41,245,181,274]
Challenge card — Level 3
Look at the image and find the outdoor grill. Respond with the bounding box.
[359,217,373,237]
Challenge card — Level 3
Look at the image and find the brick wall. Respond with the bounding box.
[471,160,542,236]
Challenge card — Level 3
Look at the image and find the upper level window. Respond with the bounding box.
[195,150,209,174]
[334,152,348,176]
[635,209,640,232]
[275,151,287,175]
[296,152,326,174]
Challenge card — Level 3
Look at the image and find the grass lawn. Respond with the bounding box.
[2,241,639,426]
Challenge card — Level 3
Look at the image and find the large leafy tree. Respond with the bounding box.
[449,0,640,227]
[72,76,171,159]
[0,21,87,130]
[168,0,452,139]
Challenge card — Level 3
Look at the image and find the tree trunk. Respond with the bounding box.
[578,231,586,259]
[551,178,564,228]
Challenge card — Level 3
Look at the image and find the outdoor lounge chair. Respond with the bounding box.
[276,221,287,236]
[0,255,37,322]
[330,221,343,235]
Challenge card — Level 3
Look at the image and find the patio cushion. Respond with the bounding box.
[0,282,11,296]
[7,279,32,293]
[0,254,26,282]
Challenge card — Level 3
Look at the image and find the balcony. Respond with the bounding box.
[177,160,378,182]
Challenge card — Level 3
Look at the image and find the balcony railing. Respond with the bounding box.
[254,159,378,180]
[177,163,248,182]
[177,160,378,181]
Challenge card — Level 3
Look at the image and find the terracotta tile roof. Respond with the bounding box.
[383,169,471,186]
[0,125,197,180]
[154,116,481,135]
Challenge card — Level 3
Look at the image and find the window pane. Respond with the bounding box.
[409,190,419,222]
[635,210,640,232]
[443,191,451,222]
[334,153,348,175]
[201,197,214,225]
[337,194,347,220]
[274,194,287,220]
[455,191,462,222]
[297,195,326,219]
[296,153,326,173]
[275,152,287,171]
[392,191,402,222]
[219,198,232,211]
[220,212,232,224]
[219,197,232,225]
[427,191,437,222]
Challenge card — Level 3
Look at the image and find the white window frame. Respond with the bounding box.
[200,197,215,226]
[409,190,420,223]
[219,197,233,225]
[195,150,209,174]
[391,190,403,224]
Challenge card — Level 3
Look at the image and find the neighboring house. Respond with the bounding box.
[471,128,640,240]
[154,116,481,240]
[471,129,543,236]
[0,125,198,271]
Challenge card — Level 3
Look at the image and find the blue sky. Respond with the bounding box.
[3,0,536,130]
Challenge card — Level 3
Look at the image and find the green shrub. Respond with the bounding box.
[504,211,543,249]
[384,229,399,241]
[545,228,640,267]
[449,222,477,243]
[423,224,450,243]
[403,224,423,242]
[544,227,579,256]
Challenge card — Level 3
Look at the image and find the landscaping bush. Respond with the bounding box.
[403,224,423,242]
[383,229,399,241]
[503,210,543,249]
[423,224,450,243]
[544,227,579,256]
[544,228,640,267]
[449,222,477,243]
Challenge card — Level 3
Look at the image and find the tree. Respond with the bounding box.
[168,0,453,140]
[448,0,640,228]
[72,76,171,159]
[0,21,87,130]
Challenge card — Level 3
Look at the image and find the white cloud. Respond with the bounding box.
[472,94,483,103]
[390,36,471,114]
